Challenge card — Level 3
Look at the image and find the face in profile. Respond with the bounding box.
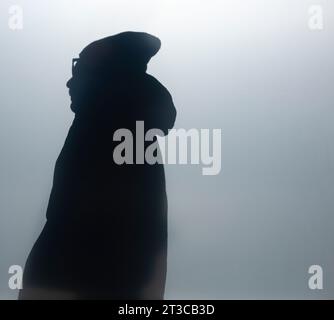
[66,57,103,112]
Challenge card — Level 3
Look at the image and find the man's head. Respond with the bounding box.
[66,32,161,112]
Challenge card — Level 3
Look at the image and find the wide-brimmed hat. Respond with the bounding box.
[79,31,161,73]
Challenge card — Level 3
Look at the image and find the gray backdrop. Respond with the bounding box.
[0,0,333,299]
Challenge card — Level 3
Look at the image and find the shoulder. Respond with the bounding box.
[143,74,173,99]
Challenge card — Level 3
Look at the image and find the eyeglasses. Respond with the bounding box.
[72,58,80,75]
[71,58,109,78]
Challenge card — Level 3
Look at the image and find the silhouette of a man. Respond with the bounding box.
[19,31,176,299]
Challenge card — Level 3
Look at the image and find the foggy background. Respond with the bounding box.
[0,0,333,299]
